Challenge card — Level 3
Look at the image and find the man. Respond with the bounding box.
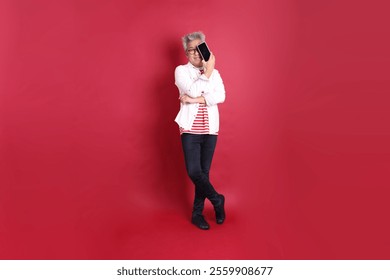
[174,31,226,230]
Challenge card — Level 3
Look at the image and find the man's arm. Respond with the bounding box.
[180,95,206,104]
[175,66,210,98]
[202,70,225,106]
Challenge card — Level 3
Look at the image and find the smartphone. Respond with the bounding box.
[196,42,211,61]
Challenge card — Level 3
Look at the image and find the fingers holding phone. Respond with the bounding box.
[196,41,215,78]
[202,52,215,78]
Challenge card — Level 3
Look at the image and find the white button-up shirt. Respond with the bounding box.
[174,62,226,134]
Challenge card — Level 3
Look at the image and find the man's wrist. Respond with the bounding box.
[204,68,213,78]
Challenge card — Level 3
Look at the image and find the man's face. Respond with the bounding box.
[186,39,202,68]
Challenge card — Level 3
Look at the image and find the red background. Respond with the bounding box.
[1,0,390,259]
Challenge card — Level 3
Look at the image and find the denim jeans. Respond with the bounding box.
[181,133,220,215]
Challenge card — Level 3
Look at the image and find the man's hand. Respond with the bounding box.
[180,95,192,104]
[202,52,215,78]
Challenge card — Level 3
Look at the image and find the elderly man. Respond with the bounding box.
[174,31,226,230]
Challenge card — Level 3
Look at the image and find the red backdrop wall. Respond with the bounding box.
[1,0,390,259]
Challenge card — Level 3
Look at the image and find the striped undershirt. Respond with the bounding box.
[180,104,218,135]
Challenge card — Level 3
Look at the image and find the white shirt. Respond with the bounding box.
[174,62,226,134]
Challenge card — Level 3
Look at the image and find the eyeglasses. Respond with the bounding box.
[186,48,199,55]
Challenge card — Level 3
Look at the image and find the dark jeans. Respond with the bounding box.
[181,133,220,215]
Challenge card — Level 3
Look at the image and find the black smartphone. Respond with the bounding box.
[196,42,211,61]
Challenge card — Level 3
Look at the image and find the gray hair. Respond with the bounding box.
[181,31,206,51]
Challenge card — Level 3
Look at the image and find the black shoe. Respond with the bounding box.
[191,214,210,230]
[214,195,225,224]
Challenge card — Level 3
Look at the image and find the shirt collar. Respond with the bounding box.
[187,62,204,72]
